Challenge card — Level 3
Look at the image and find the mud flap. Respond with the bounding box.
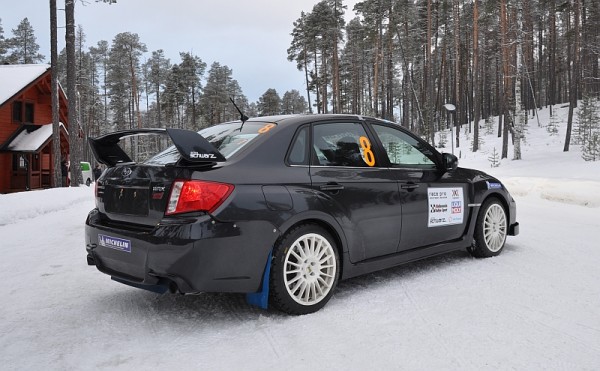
[245,249,272,309]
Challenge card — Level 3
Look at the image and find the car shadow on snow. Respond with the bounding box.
[89,244,518,324]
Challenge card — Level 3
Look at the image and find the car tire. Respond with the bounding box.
[86,178,91,187]
[269,224,340,315]
[469,198,508,258]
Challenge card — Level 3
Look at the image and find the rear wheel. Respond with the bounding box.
[470,198,507,258]
[270,224,339,315]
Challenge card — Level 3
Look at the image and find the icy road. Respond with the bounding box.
[0,176,599,371]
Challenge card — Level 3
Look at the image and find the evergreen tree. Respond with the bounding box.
[281,89,308,114]
[144,49,170,128]
[0,19,8,63]
[200,62,247,126]
[258,89,282,116]
[6,18,44,64]
[288,12,314,113]
[546,112,560,136]
[578,95,600,161]
[178,52,207,129]
[89,40,110,131]
[488,147,500,168]
[106,32,147,131]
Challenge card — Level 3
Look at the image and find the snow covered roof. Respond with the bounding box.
[1,123,67,152]
[0,64,51,105]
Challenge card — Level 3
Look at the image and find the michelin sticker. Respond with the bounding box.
[428,187,464,227]
[98,234,132,253]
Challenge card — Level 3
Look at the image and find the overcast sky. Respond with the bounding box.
[2,0,360,102]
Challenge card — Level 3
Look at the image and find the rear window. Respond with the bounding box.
[80,162,91,171]
[145,122,274,165]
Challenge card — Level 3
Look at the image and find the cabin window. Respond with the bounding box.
[12,101,35,123]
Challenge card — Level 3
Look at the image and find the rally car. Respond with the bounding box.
[85,114,519,314]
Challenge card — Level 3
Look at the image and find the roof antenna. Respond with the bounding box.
[230,97,249,130]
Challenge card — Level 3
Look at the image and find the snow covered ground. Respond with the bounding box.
[1,105,599,370]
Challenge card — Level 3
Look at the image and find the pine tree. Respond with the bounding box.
[200,62,247,126]
[281,90,307,114]
[578,95,600,161]
[144,49,170,129]
[488,147,500,168]
[546,109,560,136]
[6,18,44,64]
[257,89,282,116]
[485,116,495,135]
[178,52,206,129]
[106,32,147,131]
[0,19,8,63]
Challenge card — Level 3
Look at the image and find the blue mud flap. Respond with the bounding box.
[245,249,272,309]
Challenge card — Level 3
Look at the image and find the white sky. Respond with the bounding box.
[2,0,360,102]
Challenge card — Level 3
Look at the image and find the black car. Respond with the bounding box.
[85,114,519,315]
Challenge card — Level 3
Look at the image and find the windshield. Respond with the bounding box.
[144,122,273,165]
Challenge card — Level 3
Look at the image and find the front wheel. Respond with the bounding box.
[270,224,339,315]
[469,198,508,258]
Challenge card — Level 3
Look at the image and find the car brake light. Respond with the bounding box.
[166,180,234,215]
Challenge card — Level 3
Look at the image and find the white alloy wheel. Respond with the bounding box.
[482,203,507,252]
[283,233,337,306]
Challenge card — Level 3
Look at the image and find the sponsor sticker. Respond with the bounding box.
[190,151,216,160]
[98,234,132,253]
[428,187,464,227]
[486,181,502,190]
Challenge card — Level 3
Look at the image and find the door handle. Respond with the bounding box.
[320,183,345,192]
[400,182,419,190]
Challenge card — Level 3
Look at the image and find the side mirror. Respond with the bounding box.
[442,153,458,172]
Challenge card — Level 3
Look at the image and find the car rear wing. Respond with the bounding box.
[89,128,226,167]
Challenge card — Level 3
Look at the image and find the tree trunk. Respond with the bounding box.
[472,0,480,152]
[454,0,460,151]
[50,0,62,187]
[565,0,581,152]
[66,0,82,186]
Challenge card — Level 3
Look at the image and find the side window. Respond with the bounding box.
[288,126,309,165]
[371,124,436,168]
[312,122,377,167]
[11,101,34,123]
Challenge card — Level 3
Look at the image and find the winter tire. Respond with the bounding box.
[470,198,508,258]
[270,224,339,315]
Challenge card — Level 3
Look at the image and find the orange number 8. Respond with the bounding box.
[258,123,276,134]
[359,136,376,167]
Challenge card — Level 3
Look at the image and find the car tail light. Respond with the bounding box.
[166,180,234,215]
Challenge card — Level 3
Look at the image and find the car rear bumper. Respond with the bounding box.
[85,209,278,294]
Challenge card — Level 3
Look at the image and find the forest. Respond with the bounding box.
[1,0,599,168]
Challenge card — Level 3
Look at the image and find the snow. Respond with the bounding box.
[0,64,50,104]
[4,123,66,152]
[1,104,600,369]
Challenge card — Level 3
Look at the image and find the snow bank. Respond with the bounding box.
[0,186,93,226]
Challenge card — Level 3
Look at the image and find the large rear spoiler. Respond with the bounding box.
[89,128,226,167]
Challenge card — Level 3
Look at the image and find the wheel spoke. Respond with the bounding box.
[290,249,303,262]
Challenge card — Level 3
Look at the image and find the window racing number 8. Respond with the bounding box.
[258,123,276,134]
[359,136,375,167]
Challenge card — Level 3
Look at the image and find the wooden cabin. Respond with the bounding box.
[0,64,69,193]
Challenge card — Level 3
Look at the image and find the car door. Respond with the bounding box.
[369,123,469,252]
[309,121,402,262]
